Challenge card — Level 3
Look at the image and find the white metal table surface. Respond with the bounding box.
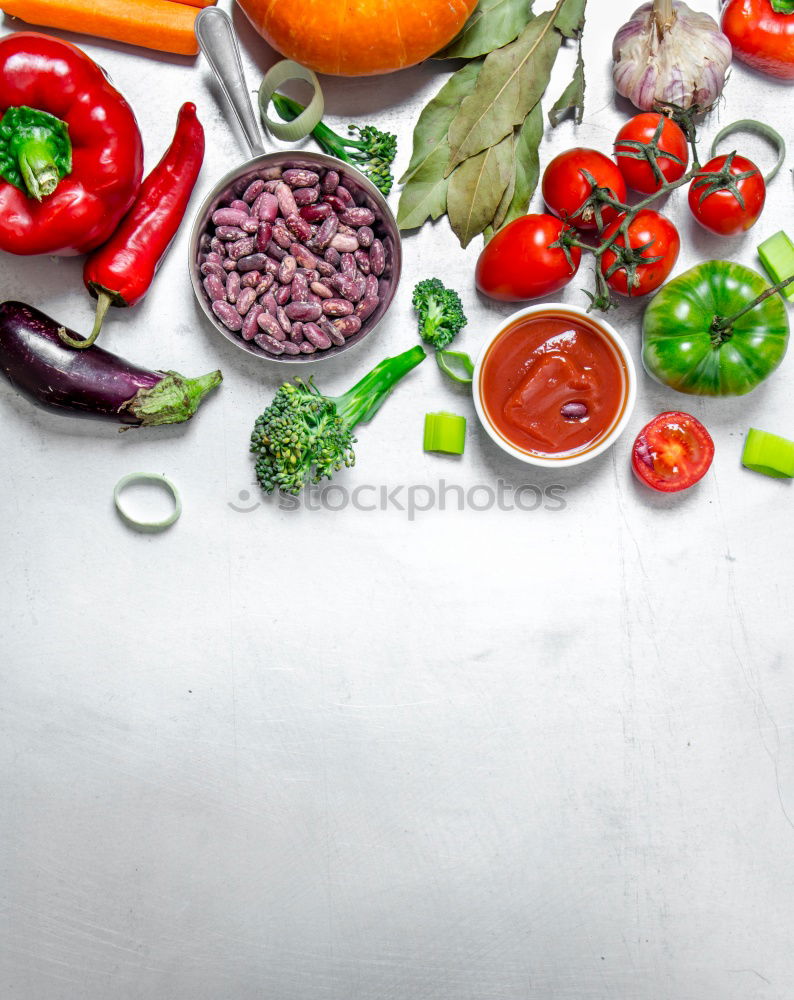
[2,3,793,998]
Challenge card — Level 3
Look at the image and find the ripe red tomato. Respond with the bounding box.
[614,113,689,194]
[475,214,581,302]
[632,412,715,493]
[541,148,627,230]
[599,210,680,297]
[722,0,794,80]
[688,154,765,236]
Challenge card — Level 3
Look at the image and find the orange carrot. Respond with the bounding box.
[0,0,200,56]
[166,0,216,7]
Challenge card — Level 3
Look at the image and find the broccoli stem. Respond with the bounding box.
[333,345,426,428]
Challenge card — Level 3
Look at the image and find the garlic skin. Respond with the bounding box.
[613,1,733,113]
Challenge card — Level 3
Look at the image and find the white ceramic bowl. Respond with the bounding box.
[472,303,637,469]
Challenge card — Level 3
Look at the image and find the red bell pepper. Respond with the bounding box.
[0,32,143,256]
[62,103,205,348]
[722,0,794,80]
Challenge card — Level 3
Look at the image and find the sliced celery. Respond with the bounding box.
[424,412,467,455]
[742,428,794,478]
[758,231,794,303]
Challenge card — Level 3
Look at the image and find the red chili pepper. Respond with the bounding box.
[65,103,205,349]
[0,32,143,256]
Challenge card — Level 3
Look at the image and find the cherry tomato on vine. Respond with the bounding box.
[475,214,581,302]
[599,210,680,297]
[614,113,689,194]
[632,412,715,493]
[688,153,765,236]
[541,148,626,230]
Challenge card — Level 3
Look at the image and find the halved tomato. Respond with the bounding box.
[631,412,715,492]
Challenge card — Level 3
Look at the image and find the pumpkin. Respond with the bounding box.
[237,0,479,77]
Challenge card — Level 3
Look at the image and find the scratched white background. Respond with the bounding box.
[2,1,793,997]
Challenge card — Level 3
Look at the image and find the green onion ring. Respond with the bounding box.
[258,61,324,143]
[710,120,787,183]
[436,350,474,385]
[114,473,182,532]
[742,428,794,479]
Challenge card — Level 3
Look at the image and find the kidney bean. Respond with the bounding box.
[203,275,226,302]
[340,207,375,227]
[303,322,332,350]
[262,292,278,315]
[355,296,380,321]
[275,284,292,306]
[340,253,356,276]
[263,257,279,276]
[307,293,321,305]
[323,320,346,347]
[201,262,227,283]
[256,274,275,296]
[331,274,363,302]
[292,244,319,270]
[229,237,256,260]
[357,226,374,248]
[369,239,386,276]
[212,300,243,331]
[272,226,293,250]
[210,238,226,257]
[294,186,319,206]
[274,181,298,217]
[243,179,265,203]
[331,234,359,253]
[333,315,362,338]
[354,250,371,275]
[280,341,301,355]
[275,305,292,334]
[337,185,356,206]
[291,272,309,302]
[255,333,285,356]
[285,213,313,242]
[267,241,287,262]
[324,247,341,266]
[311,214,338,250]
[285,301,322,322]
[561,402,589,419]
[257,312,286,341]
[241,218,259,234]
[298,268,319,283]
[364,274,379,298]
[239,253,269,273]
[226,271,241,303]
[253,192,279,222]
[236,286,258,316]
[215,225,246,241]
[337,223,357,237]
[230,199,249,214]
[283,168,320,188]
[311,281,333,299]
[323,298,354,317]
[263,179,281,192]
[300,341,317,354]
[316,259,336,278]
[240,271,261,288]
[290,321,305,344]
[278,255,297,284]
[242,304,264,341]
[213,208,249,228]
[223,259,237,272]
[256,221,273,253]
[322,194,348,214]
[321,170,339,194]
[300,203,332,222]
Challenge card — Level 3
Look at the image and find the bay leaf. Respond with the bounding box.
[447,132,514,248]
[554,0,587,39]
[501,101,543,228]
[548,41,585,127]
[445,3,563,172]
[490,134,518,234]
[435,0,534,61]
[399,60,483,186]
[397,143,451,230]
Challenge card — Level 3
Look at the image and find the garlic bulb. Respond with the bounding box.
[613,0,732,112]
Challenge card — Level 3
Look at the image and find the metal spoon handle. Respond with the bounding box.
[195,7,265,158]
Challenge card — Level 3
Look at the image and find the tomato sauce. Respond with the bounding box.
[480,312,629,457]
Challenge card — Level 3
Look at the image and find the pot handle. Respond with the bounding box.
[195,7,265,158]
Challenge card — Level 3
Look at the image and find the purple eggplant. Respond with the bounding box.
[0,302,222,427]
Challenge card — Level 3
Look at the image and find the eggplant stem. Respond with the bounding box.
[57,292,114,350]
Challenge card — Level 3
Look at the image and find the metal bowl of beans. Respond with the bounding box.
[189,151,402,363]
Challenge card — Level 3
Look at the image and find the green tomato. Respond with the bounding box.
[642,261,789,396]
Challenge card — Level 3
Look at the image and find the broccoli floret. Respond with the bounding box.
[272,94,397,195]
[250,346,426,495]
[412,278,468,351]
